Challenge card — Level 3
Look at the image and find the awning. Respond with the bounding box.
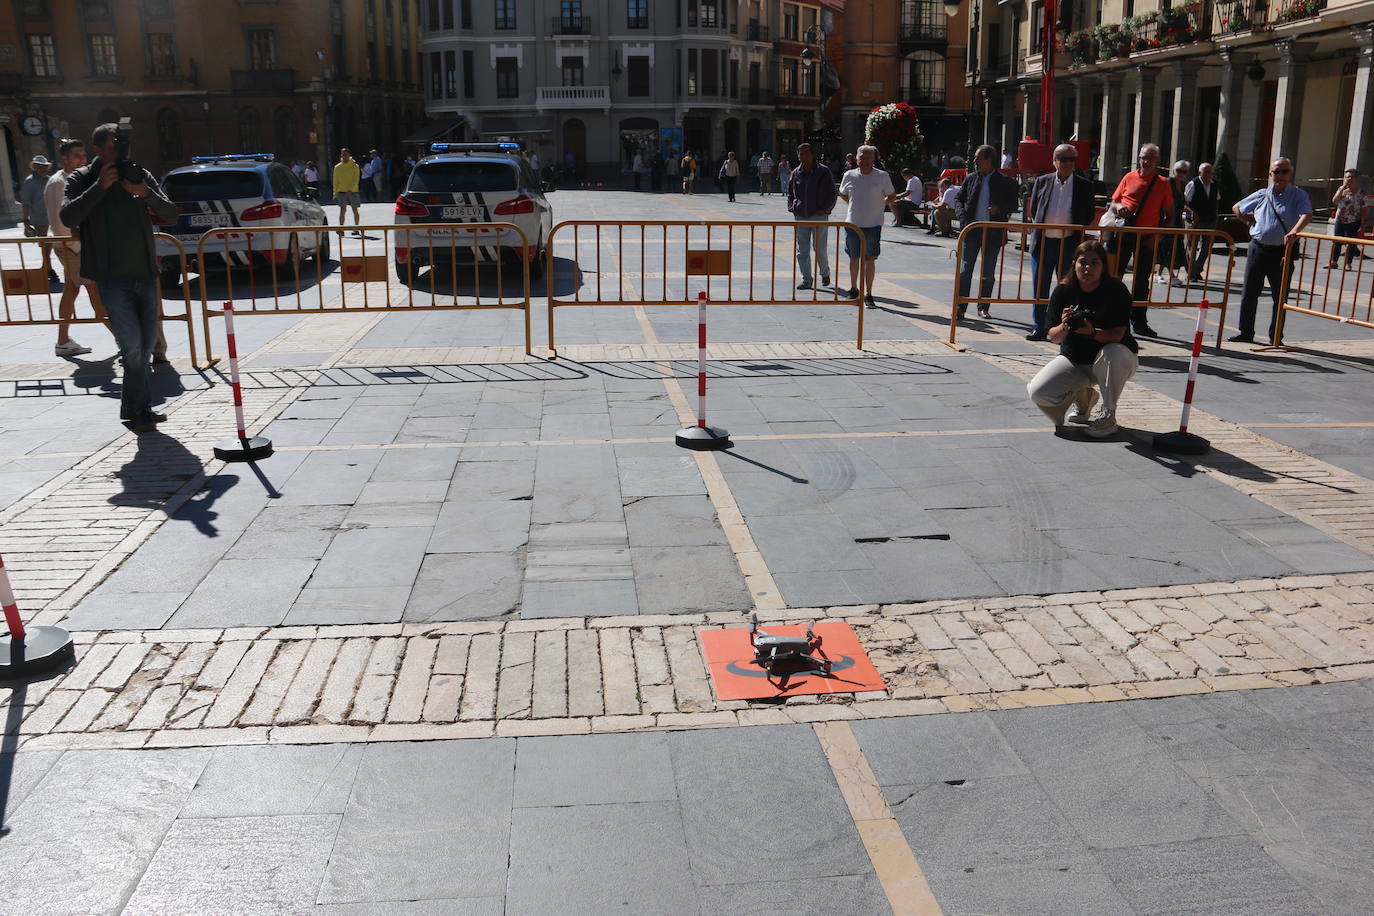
[401,118,467,145]
[479,115,555,136]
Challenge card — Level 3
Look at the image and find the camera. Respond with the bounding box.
[114,117,143,183]
[1064,306,1093,331]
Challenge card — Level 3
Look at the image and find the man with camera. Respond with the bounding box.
[1027,239,1139,439]
[60,121,178,433]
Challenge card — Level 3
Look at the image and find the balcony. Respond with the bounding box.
[536,85,610,109]
[746,21,769,42]
[898,21,948,56]
[231,68,296,92]
[551,15,594,35]
[905,86,946,107]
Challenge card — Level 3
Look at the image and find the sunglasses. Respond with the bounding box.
[1056,157,1076,163]
[1272,168,1291,174]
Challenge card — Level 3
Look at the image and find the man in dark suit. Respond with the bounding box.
[1026,143,1097,340]
[1183,161,1219,282]
[954,144,1020,319]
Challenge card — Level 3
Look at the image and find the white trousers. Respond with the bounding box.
[1027,344,1139,426]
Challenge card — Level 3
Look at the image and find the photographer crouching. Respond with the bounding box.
[60,121,178,433]
[1026,239,1139,438]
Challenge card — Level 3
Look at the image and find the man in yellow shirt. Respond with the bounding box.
[332,148,362,233]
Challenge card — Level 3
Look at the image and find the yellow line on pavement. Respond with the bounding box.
[815,721,944,916]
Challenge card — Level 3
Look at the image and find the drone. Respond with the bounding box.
[749,614,832,679]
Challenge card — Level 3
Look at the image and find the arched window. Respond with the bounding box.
[156,108,182,163]
[273,106,296,158]
[902,51,946,106]
[238,107,261,152]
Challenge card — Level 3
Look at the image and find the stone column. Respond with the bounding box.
[1171,61,1202,166]
[983,91,996,146]
[1022,84,1040,141]
[1001,92,1017,154]
[1272,39,1314,161]
[0,116,15,219]
[1131,65,1157,158]
[1346,26,1374,175]
[1072,79,1089,140]
[1099,72,1122,180]
[1215,47,1249,162]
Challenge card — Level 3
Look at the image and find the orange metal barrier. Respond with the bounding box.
[191,222,533,366]
[0,234,199,365]
[948,222,1236,349]
[1271,231,1374,346]
[544,219,869,356]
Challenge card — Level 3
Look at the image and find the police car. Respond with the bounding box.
[393,141,552,282]
[154,153,329,283]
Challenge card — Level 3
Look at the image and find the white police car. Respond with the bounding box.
[393,142,552,282]
[154,153,328,283]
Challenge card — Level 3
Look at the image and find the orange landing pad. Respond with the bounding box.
[699,621,887,701]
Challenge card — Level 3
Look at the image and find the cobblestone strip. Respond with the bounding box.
[8,573,1374,750]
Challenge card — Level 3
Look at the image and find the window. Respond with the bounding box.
[444,49,456,97]
[700,0,717,28]
[429,51,442,98]
[402,46,411,82]
[803,6,816,34]
[156,108,182,162]
[783,4,798,39]
[560,0,582,29]
[729,58,738,97]
[495,0,515,29]
[238,107,262,152]
[687,0,696,27]
[89,33,118,76]
[496,56,518,97]
[701,48,718,95]
[142,0,172,17]
[801,61,815,94]
[146,32,175,76]
[687,48,697,96]
[334,34,347,77]
[1030,2,1043,53]
[903,51,945,103]
[561,55,584,86]
[627,0,647,28]
[461,0,472,28]
[27,34,57,77]
[627,55,650,95]
[247,28,276,69]
[462,50,474,97]
[80,0,111,17]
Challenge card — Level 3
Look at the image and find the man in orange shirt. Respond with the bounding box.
[1105,143,1172,336]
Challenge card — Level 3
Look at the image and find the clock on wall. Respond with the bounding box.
[21,115,43,136]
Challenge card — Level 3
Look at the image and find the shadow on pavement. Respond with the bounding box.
[1123,433,1357,492]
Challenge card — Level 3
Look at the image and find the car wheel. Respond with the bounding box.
[158,262,181,290]
[395,262,412,283]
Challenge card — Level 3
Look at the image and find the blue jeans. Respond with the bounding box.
[1030,234,1078,333]
[794,218,830,283]
[98,277,160,422]
[958,227,1005,313]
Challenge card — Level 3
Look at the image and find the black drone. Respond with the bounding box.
[749,614,832,678]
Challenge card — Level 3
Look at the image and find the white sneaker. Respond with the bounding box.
[55,340,91,357]
[1083,414,1119,438]
[1064,390,1100,426]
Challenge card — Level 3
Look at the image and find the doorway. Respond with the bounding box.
[562,117,587,177]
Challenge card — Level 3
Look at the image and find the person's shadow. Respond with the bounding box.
[108,428,224,536]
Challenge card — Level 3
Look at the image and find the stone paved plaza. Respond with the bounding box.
[2,191,1374,914]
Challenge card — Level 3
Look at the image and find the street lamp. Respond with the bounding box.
[800,24,839,124]
[943,0,960,16]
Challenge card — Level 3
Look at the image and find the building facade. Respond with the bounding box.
[420,0,843,180]
[0,0,425,216]
[967,0,1374,193]
[841,0,975,165]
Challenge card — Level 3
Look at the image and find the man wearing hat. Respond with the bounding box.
[18,154,60,284]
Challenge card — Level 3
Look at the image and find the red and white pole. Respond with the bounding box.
[0,553,26,640]
[212,301,274,462]
[1153,298,1212,455]
[0,552,75,677]
[675,290,731,450]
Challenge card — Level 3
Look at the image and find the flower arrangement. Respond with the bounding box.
[1275,0,1324,23]
[1092,23,1126,59]
[1061,28,1096,68]
[865,102,924,175]
[1219,2,1253,32]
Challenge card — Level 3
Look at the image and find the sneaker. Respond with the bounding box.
[1065,390,1100,426]
[977,308,991,319]
[865,294,876,309]
[48,270,61,284]
[1170,277,1188,288]
[1226,333,1255,343]
[1082,414,1119,438]
[797,279,813,290]
[820,276,831,287]
[847,287,859,298]
[55,340,91,357]
[1025,331,1049,342]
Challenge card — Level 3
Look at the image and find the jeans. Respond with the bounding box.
[958,227,1005,313]
[98,277,160,422]
[1106,232,1155,327]
[1030,234,1078,333]
[794,218,830,283]
[1027,345,1139,425]
[1331,220,1361,266]
[1236,242,1293,342]
[723,176,737,201]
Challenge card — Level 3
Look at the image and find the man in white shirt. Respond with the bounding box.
[929,178,958,236]
[889,168,925,228]
[45,138,112,357]
[1025,143,1095,338]
[757,152,774,195]
[1000,151,1014,169]
[838,144,897,308]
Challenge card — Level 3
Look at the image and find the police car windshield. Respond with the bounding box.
[163,171,264,201]
[411,161,517,193]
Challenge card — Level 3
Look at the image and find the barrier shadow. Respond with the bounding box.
[1122,433,1356,493]
[176,257,338,303]
[395,262,529,300]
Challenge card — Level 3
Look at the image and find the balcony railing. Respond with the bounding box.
[906,86,946,106]
[899,21,949,56]
[536,85,610,108]
[746,21,769,41]
[231,68,296,92]
[551,15,594,34]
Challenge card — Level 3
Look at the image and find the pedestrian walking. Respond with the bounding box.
[680,150,697,194]
[838,145,896,308]
[304,161,320,198]
[1154,161,1191,288]
[1329,169,1365,270]
[60,122,178,432]
[19,154,59,283]
[632,150,644,191]
[1229,157,1312,345]
[889,168,925,228]
[954,144,1019,320]
[1104,143,1172,337]
[757,152,774,195]
[369,150,386,202]
[786,142,836,290]
[1025,143,1096,340]
[333,148,363,233]
[1183,161,1219,281]
[720,152,740,201]
[46,138,113,357]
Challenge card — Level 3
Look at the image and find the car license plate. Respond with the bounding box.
[189,214,231,227]
[442,206,482,219]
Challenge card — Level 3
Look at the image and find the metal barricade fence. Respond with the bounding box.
[544,220,869,356]
[1272,231,1374,346]
[948,222,1237,349]
[0,233,199,364]
[191,222,533,366]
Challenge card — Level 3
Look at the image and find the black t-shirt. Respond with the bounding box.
[1048,278,1139,364]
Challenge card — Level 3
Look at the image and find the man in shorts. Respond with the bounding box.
[333,148,363,234]
[46,139,114,357]
[838,145,897,308]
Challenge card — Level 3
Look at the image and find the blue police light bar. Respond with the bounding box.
[190,153,276,163]
[429,142,522,153]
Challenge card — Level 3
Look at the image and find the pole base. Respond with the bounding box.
[676,425,732,451]
[0,626,75,679]
[213,436,274,462]
[1153,430,1210,455]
